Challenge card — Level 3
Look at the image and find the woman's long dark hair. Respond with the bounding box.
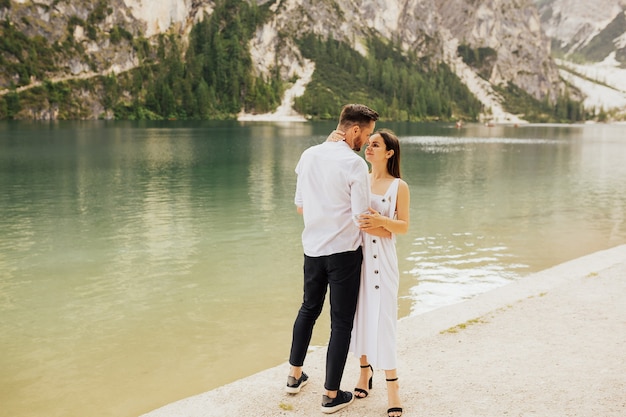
[376,129,401,178]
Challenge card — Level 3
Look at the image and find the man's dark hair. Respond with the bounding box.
[338,104,379,129]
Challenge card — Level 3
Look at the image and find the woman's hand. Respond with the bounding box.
[357,208,392,238]
[326,130,345,142]
[357,208,387,230]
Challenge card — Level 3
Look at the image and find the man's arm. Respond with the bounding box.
[294,158,303,214]
[350,159,371,220]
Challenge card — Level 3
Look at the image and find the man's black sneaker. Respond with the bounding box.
[285,372,308,394]
[321,390,354,414]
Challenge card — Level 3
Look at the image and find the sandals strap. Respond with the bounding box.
[386,377,398,382]
[360,364,371,368]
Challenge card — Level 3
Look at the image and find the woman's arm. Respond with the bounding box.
[363,226,392,239]
[390,180,410,234]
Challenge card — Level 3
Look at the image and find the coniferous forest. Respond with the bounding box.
[294,35,483,122]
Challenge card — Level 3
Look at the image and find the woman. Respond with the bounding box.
[351,129,410,417]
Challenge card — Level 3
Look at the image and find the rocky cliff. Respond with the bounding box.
[0,0,588,121]
[537,0,626,61]
[249,0,561,122]
[535,0,626,117]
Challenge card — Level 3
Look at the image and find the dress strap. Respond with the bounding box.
[386,178,401,218]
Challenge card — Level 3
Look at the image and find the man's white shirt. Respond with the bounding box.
[295,141,370,257]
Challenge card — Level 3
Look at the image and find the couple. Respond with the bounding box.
[286,104,410,416]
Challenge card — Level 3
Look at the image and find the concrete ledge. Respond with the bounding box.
[141,244,626,417]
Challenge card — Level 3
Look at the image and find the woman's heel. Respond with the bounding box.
[365,364,373,389]
[386,377,403,417]
[354,364,373,398]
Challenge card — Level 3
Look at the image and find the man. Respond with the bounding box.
[286,104,379,414]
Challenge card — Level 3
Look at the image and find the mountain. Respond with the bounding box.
[0,0,594,121]
[251,0,562,123]
[536,0,626,118]
[536,0,626,61]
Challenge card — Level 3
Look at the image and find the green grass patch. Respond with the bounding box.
[440,317,487,334]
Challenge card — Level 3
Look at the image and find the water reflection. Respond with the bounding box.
[406,233,527,315]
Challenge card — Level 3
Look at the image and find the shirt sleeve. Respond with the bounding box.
[350,158,370,219]
[294,158,303,207]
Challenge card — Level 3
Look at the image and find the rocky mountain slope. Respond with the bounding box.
[537,0,626,61]
[237,0,561,123]
[536,0,626,117]
[1,0,619,121]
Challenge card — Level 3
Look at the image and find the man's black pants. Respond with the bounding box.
[288,247,362,391]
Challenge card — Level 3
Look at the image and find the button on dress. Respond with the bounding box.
[350,178,401,370]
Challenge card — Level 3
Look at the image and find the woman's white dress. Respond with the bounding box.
[350,178,400,370]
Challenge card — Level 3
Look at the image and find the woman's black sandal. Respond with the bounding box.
[386,377,403,416]
[354,364,373,398]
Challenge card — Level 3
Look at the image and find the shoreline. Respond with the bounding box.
[233,116,626,125]
[140,244,626,416]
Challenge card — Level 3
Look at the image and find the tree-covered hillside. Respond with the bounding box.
[293,35,483,122]
[0,0,586,122]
